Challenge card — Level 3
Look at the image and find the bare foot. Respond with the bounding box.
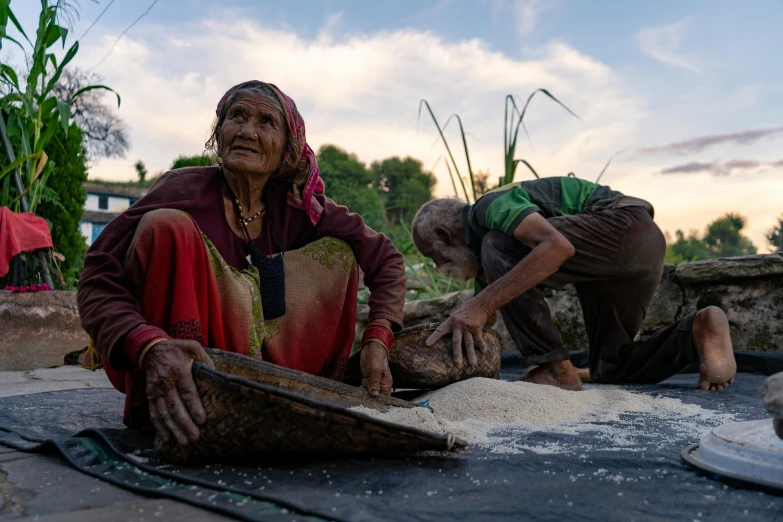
[517,360,583,391]
[692,306,737,391]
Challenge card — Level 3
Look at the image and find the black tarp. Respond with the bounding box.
[1,354,782,522]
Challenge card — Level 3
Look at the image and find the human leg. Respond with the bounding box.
[480,231,581,390]
[558,208,735,387]
[114,209,256,427]
[691,306,736,390]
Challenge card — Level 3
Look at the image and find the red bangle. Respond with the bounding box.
[361,325,395,353]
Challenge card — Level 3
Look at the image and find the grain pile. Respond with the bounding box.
[349,377,738,453]
[350,405,443,435]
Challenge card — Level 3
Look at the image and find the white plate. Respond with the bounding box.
[682,418,783,491]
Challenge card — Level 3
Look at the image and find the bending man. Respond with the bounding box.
[412,176,736,391]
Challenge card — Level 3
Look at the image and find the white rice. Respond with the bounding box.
[349,377,739,454]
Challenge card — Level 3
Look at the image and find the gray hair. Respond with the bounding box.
[206,81,285,155]
[411,198,466,253]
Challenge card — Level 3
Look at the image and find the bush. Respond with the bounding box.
[317,145,387,232]
[38,124,88,286]
[370,156,435,226]
[171,154,216,170]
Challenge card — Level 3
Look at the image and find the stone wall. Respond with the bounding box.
[2,254,780,371]
[0,291,89,371]
[357,254,783,354]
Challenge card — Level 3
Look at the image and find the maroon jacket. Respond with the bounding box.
[77,166,406,370]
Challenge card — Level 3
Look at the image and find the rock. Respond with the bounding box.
[546,286,587,351]
[356,254,783,355]
[639,265,683,334]
[0,291,89,371]
[761,372,783,439]
[675,254,783,284]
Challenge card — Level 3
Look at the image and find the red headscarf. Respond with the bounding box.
[216,81,325,225]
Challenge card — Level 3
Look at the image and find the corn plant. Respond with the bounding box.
[419,89,580,203]
[0,0,120,213]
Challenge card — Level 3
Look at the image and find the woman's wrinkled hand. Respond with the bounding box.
[141,340,215,446]
[425,301,491,367]
[360,341,393,397]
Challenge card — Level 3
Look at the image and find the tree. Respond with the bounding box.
[666,230,712,263]
[38,123,88,285]
[53,68,129,159]
[371,156,436,225]
[767,214,783,253]
[665,212,757,264]
[134,160,148,183]
[171,154,216,170]
[703,212,757,258]
[317,145,385,232]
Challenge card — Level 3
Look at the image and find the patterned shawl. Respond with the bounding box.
[216,81,324,225]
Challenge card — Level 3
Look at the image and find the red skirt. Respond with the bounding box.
[95,209,359,427]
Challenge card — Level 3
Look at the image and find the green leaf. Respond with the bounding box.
[57,100,70,136]
[0,34,26,56]
[511,159,540,180]
[417,99,470,202]
[0,92,21,105]
[39,96,58,117]
[0,151,43,182]
[595,149,626,184]
[0,0,11,39]
[0,63,19,89]
[43,23,61,49]
[35,120,59,153]
[8,8,31,47]
[44,41,78,94]
[40,185,65,212]
[71,84,121,108]
[57,25,68,48]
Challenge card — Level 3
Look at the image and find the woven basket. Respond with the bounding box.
[156,349,466,463]
[345,323,503,389]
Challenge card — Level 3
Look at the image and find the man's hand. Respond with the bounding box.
[142,340,214,446]
[485,311,498,327]
[360,341,393,397]
[426,301,490,366]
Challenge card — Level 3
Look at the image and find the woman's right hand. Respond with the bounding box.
[141,340,214,445]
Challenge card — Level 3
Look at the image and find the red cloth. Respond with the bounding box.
[0,207,53,277]
[77,167,406,372]
[111,210,357,427]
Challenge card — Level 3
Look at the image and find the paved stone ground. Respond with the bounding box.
[0,367,232,521]
[0,366,113,398]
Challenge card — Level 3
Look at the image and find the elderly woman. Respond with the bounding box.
[77,81,405,446]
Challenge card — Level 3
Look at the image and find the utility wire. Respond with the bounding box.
[90,0,158,70]
[78,0,119,41]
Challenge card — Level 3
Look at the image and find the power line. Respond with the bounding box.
[90,0,159,70]
[79,0,119,42]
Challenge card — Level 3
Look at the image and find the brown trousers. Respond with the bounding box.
[482,205,698,384]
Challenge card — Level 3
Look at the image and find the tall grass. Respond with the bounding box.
[0,0,120,213]
[419,89,581,202]
[357,222,472,304]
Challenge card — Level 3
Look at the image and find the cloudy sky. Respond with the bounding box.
[11,0,783,249]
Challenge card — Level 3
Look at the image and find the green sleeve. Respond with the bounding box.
[560,177,598,215]
[481,186,541,235]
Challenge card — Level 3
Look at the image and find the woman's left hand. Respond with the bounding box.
[360,341,393,396]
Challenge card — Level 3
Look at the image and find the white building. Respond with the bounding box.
[80,183,147,246]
